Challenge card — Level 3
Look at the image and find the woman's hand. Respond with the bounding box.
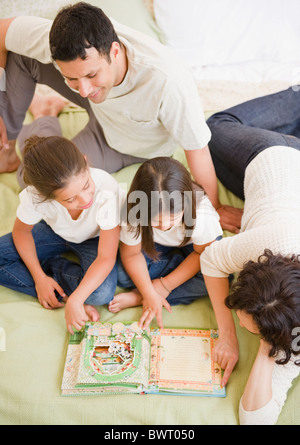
[213,331,239,387]
[65,297,89,335]
[35,275,66,309]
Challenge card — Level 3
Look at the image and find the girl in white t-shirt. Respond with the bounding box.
[109,157,223,329]
[0,135,124,334]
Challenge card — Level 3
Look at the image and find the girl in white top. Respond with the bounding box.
[0,135,124,334]
[108,157,223,329]
[200,146,300,424]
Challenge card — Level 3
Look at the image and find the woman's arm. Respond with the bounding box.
[241,339,274,412]
[119,241,172,329]
[202,274,239,387]
[12,217,65,308]
[65,226,120,334]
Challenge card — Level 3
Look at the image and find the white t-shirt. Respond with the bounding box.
[16,168,126,244]
[120,194,223,247]
[5,16,211,158]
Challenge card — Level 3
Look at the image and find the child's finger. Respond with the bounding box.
[139,308,154,329]
[162,299,172,314]
[53,282,66,299]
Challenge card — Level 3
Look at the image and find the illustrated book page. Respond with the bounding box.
[148,328,225,396]
[61,321,151,396]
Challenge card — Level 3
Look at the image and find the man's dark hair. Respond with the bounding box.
[225,249,300,366]
[49,2,121,61]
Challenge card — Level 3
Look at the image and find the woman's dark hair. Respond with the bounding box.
[225,249,300,366]
[22,135,88,201]
[49,2,121,61]
[125,157,203,259]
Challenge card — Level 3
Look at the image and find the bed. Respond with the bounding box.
[1,0,299,426]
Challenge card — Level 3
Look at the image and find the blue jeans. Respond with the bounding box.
[0,221,117,305]
[207,86,300,200]
[117,243,208,305]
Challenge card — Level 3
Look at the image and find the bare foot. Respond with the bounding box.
[29,93,67,120]
[84,304,100,322]
[108,289,142,313]
[0,139,20,173]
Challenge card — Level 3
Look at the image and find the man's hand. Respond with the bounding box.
[216,204,243,234]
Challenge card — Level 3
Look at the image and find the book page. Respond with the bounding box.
[150,329,222,393]
[159,335,212,382]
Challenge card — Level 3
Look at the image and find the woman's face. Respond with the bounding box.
[236,310,260,335]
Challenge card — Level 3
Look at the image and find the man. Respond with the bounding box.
[0,2,242,232]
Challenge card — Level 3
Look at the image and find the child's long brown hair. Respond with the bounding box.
[22,135,88,201]
[126,157,202,259]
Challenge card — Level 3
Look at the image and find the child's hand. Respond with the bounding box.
[139,292,172,330]
[35,275,66,309]
[65,297,89,335]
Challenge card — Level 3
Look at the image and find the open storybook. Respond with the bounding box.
[61,321,225,397]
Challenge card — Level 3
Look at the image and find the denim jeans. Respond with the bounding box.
[117,243,208,305]
[0,220,117,305]
[207,86,300,200]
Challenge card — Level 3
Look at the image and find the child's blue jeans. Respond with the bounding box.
[117,243,209,305]
[0,220,117,305]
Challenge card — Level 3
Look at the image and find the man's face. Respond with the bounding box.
[56,44,125,104]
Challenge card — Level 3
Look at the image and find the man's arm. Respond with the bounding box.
[184,146,243,234]
[0,18,15,68]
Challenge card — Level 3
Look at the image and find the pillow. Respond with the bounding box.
[153,0,300,68]
[1,0,70,19]
[1,0,163,42]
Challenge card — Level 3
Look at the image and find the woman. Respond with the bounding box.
[200,145,300,424]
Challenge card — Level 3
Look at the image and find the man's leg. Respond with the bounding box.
[207,86,300,200]
[0,52,89,173]
[72,113,147,174]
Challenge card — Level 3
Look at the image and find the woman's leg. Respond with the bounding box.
[207,86,300,200]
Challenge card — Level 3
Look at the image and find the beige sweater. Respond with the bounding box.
[201,146,300,277]
[200,145,300,424]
